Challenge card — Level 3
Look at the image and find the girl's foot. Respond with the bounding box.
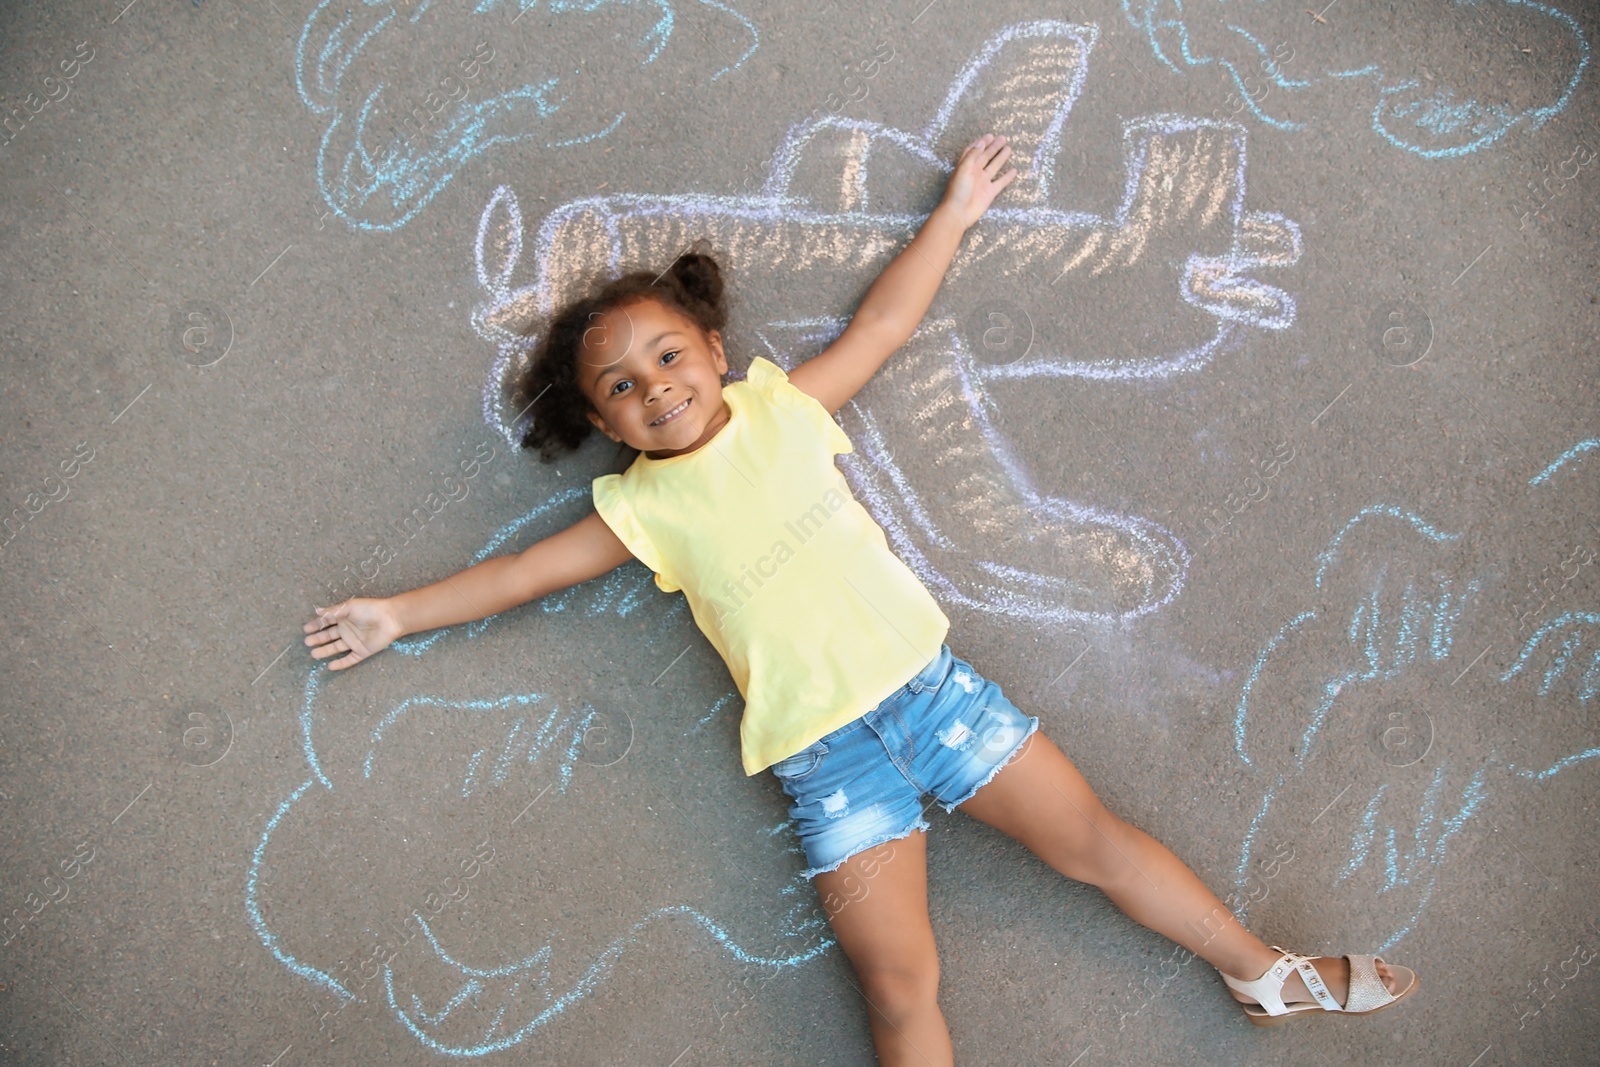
[1221,949,1418,1025]
[1225,955,1404,1009]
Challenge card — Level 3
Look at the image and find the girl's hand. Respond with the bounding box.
[303,597,405,670]
[939,133,1019,229]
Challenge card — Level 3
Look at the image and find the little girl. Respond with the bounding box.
[305,133,1417,1062]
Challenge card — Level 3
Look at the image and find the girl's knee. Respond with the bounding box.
[1070,807,1143,886]
[859,961,940,1021]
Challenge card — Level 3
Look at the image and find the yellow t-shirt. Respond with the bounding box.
[592,356,950,775]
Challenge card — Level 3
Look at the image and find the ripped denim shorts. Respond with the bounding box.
[770,644,1040,880]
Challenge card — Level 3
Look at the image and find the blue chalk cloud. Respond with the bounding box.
[295,0,758,232]
[1122,0,1588,158]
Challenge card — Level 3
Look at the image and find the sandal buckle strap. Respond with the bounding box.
[1222,948,1312,1016]
[1292,958,1342,1012]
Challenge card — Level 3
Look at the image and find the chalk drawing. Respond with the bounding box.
[1121,0,1588,158]
[1502,612,1600,708]
[1528,436,1600,487]
[689,691,740,733]
[256,18,1316,1047]
[1499,437,1600,777]
[473,20,1307,624]
[294,0,758,231]
[254,493,826,1055]
[1231,442,1600,951]
[1229,505,1488,952]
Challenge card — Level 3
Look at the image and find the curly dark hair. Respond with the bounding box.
[511,240,730,463]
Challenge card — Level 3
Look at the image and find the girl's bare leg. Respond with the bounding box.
[956,730,1404,1007]
[813,830,954,1067]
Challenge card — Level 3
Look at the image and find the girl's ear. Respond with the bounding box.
[706,328,728,374]
[587,409,623,444]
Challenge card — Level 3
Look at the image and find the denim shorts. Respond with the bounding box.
[770,644,1040,880]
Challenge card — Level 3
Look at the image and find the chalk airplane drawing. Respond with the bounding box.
[294,0,759,231]
[252,489,830,1056]
[1120,0,1589,158]
[1231,440,1600,953]
[473,19,1304,626]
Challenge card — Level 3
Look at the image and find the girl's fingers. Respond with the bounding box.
[305,602,348,633]
[317,640,359,666]
[333,641,367,669]
[304,619,348,645]
[963,133,1003,161]
[982,142,1013,173]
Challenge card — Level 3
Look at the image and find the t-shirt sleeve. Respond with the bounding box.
[745,356,854,457]
[591,474,682,593]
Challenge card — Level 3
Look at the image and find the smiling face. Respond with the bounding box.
[578,295,733,460]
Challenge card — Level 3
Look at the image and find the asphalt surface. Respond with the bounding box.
[2,0,1598,1063]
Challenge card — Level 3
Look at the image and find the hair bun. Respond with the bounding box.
[665,243,724,313]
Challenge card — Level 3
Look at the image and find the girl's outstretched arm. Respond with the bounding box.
[787,132,1018,416]
[302,510,636,670]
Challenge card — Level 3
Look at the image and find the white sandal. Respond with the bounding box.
[1221,946,1418,1027]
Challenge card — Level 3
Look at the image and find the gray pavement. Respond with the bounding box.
[2,0,1598,1063]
